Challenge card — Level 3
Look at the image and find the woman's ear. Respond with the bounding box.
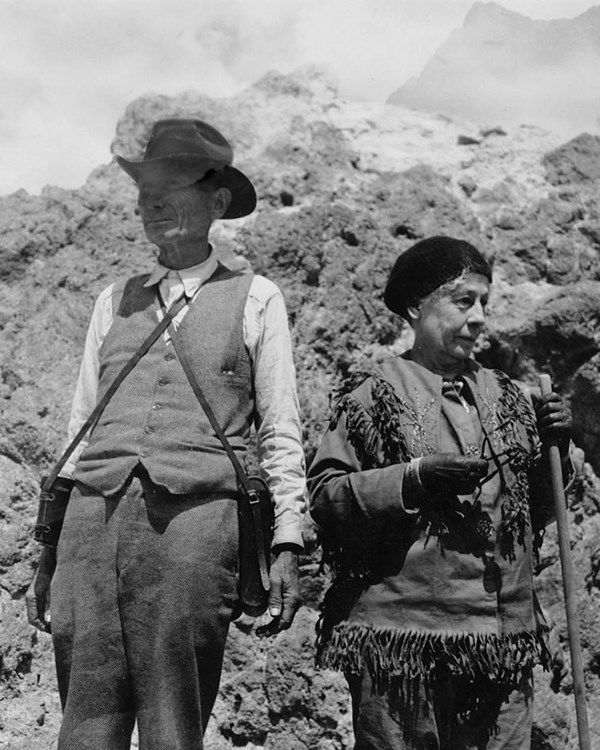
[406,304,420,323]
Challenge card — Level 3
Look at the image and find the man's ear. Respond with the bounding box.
[212,187,232,219]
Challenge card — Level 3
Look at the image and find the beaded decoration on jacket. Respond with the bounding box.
[316,365,549,732]
[323,367,540,577]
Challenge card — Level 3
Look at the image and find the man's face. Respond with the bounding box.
[411,272,490,368]
[136,172,215,247]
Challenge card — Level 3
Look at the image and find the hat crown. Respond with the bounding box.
[384,236,492,319]
[143,119,234,164]
[116,117,257,219]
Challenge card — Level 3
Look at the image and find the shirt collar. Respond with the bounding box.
[143,247,219,298]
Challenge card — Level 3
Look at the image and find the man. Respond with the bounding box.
[26,118,306,749]
[308,236,573,749]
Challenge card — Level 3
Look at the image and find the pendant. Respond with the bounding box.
[483,554,502,594]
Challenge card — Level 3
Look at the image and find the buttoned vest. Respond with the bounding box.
[74,266,254,497]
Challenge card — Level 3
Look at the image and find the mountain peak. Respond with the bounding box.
[464,2,528,26]
[387,3,600,137]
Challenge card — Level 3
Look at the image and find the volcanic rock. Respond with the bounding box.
[1,65,599,748]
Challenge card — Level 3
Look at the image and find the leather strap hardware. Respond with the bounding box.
[167,315,272,592]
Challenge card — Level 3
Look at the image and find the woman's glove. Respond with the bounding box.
[534,392,573,457]
[419,453,489,495]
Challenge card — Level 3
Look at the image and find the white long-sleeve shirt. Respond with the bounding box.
[63,250,306,549]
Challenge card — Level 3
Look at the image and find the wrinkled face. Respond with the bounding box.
[136,172,216,247]
[410,272,490,369]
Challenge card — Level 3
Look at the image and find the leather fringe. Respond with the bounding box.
[318,622,551,721]
[320,621,550,678]
[333,370,412,467]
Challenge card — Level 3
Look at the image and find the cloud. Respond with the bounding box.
[0,0,597,194]
[0,0,241,193]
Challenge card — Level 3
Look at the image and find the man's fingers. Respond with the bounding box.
[254,550,301,637]
[256,597,300,637]
[25,597,51,633]
[278,593,301,630]
[268,575,283,619]
[25,548,56,633]
[25,572,52,633]
[255,618,280,638]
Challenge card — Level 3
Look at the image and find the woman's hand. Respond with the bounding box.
[419,453,489,495]
[534,392,573,456]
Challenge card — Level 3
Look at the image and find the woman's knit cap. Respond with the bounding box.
[383,236,492,319]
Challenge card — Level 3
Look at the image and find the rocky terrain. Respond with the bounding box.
[389,2,600,138]
[1,65,600,748]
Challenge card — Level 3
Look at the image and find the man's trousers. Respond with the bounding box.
[50,469,239,750]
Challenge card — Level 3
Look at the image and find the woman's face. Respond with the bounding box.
[409,272,491,374]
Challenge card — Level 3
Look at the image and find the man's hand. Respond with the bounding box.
[419,453,489,496]
[256,546,301,636]
[534,392,573,456]
[25,546,56,633]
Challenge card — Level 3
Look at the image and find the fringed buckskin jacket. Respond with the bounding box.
[308,353,559,719]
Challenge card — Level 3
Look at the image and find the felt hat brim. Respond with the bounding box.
[116,154,257,220]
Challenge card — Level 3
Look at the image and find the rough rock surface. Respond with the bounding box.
[1,66,599,748]
[543,133,600,186]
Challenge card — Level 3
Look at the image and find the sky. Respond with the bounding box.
[0,0,598,195]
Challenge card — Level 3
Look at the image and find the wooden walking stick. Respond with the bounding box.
[539,374,591,750]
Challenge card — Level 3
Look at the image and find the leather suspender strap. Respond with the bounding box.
[42,295,189,493]
[167,322,272,592]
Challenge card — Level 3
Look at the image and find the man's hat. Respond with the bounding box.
[116,118,257,219]
[384,236,492,319]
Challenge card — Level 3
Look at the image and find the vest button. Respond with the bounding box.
[164,352,175,361]
[152,403,162,410]
[144,425,154,434]
[158,378,169,386]
[140,449,149,458]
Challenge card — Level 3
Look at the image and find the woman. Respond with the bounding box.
[308,237,573,749]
